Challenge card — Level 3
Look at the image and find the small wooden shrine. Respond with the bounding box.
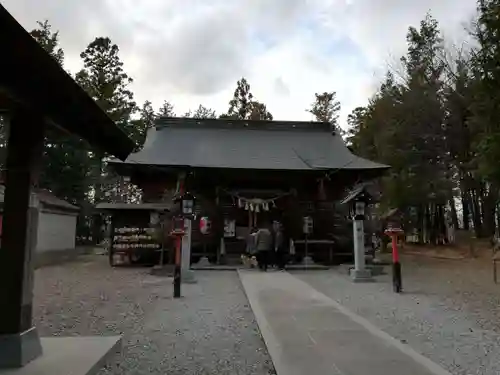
[109,117,389,264]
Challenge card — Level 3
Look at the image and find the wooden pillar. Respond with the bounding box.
[0,111,45,368]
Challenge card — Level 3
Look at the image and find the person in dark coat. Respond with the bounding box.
[255,222,273,271]
[273,221,287,270]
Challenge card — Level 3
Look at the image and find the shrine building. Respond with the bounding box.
[108,117,388,265]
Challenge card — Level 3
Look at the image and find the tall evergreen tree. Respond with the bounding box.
[158,100,175,117]
[307,92,342,133]
[75,37,138,243]
[348,15,454,242]
[30,20,64,65]
[190,104,217,119]
[223,78,273,120]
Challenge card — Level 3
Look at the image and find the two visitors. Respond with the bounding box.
[254,220,287,271]
[255,224,273,271]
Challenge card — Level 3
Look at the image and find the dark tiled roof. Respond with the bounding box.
[35,189,79,211]
[0,186,79,211]
[111,117,389,171]
[95,202,172,211]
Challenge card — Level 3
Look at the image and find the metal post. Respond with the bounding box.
[391,236,402,293]
[109,215,115,266]
[159,241,165,267]
[173,236,182,298]
[304,233,308,270]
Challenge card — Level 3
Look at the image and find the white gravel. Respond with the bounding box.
[34,256,275,375]
[294,255,500,375]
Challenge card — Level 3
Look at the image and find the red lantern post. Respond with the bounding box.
[170,216,185,298]
[384,226,404,293]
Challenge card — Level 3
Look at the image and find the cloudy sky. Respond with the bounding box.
[3,0,477,129]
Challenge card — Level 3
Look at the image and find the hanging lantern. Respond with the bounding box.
[255,204,260,213]
[249,203,254,212]
[200,216,211,235]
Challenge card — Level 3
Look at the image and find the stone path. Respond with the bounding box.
[297,257,500,375]
[239,270,451,375]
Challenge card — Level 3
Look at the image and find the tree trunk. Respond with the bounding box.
[429,204,436,244]
[496,203,500,236]
[449,198,459,231]
[482,186,498,238]
[425,204,432,244]
[417,204,425,244]
[483,206,496,238]
[471,188,483,237]
[461,189,470,230]
[438,204,447,244]
[460,174,471,231]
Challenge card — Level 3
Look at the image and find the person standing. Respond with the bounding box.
[255,223,273,271]
[274,223,286,270]
[244,227,258,268]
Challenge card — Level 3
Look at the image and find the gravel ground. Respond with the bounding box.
[34,256,275,375]
[295,255,500,375]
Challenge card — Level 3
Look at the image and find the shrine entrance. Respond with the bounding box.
[219,189,290,263]
[232,190,288,228]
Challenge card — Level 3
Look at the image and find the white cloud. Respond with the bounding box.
[2,0,477,129]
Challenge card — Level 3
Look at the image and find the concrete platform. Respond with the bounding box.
[239,270,451,375]
[286,264,329,271]
[191,265,240,270]
[0,336,122,375]
[191,264,329,271]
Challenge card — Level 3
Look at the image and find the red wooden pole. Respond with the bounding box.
[391,235,399,263]
[173,174,185,298]
[173,235,182,298]
[385,228,403,293]
[175,236,182,264]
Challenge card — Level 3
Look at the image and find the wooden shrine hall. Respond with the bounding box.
[109,117,389,265]
[0,3,134,371]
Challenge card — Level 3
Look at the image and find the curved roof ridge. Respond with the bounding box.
[155,117,334,133]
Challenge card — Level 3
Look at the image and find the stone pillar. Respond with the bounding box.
[0,112,45,368]
[350,219,373,282]
[218,236,225,264]
[181,219,196,283]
